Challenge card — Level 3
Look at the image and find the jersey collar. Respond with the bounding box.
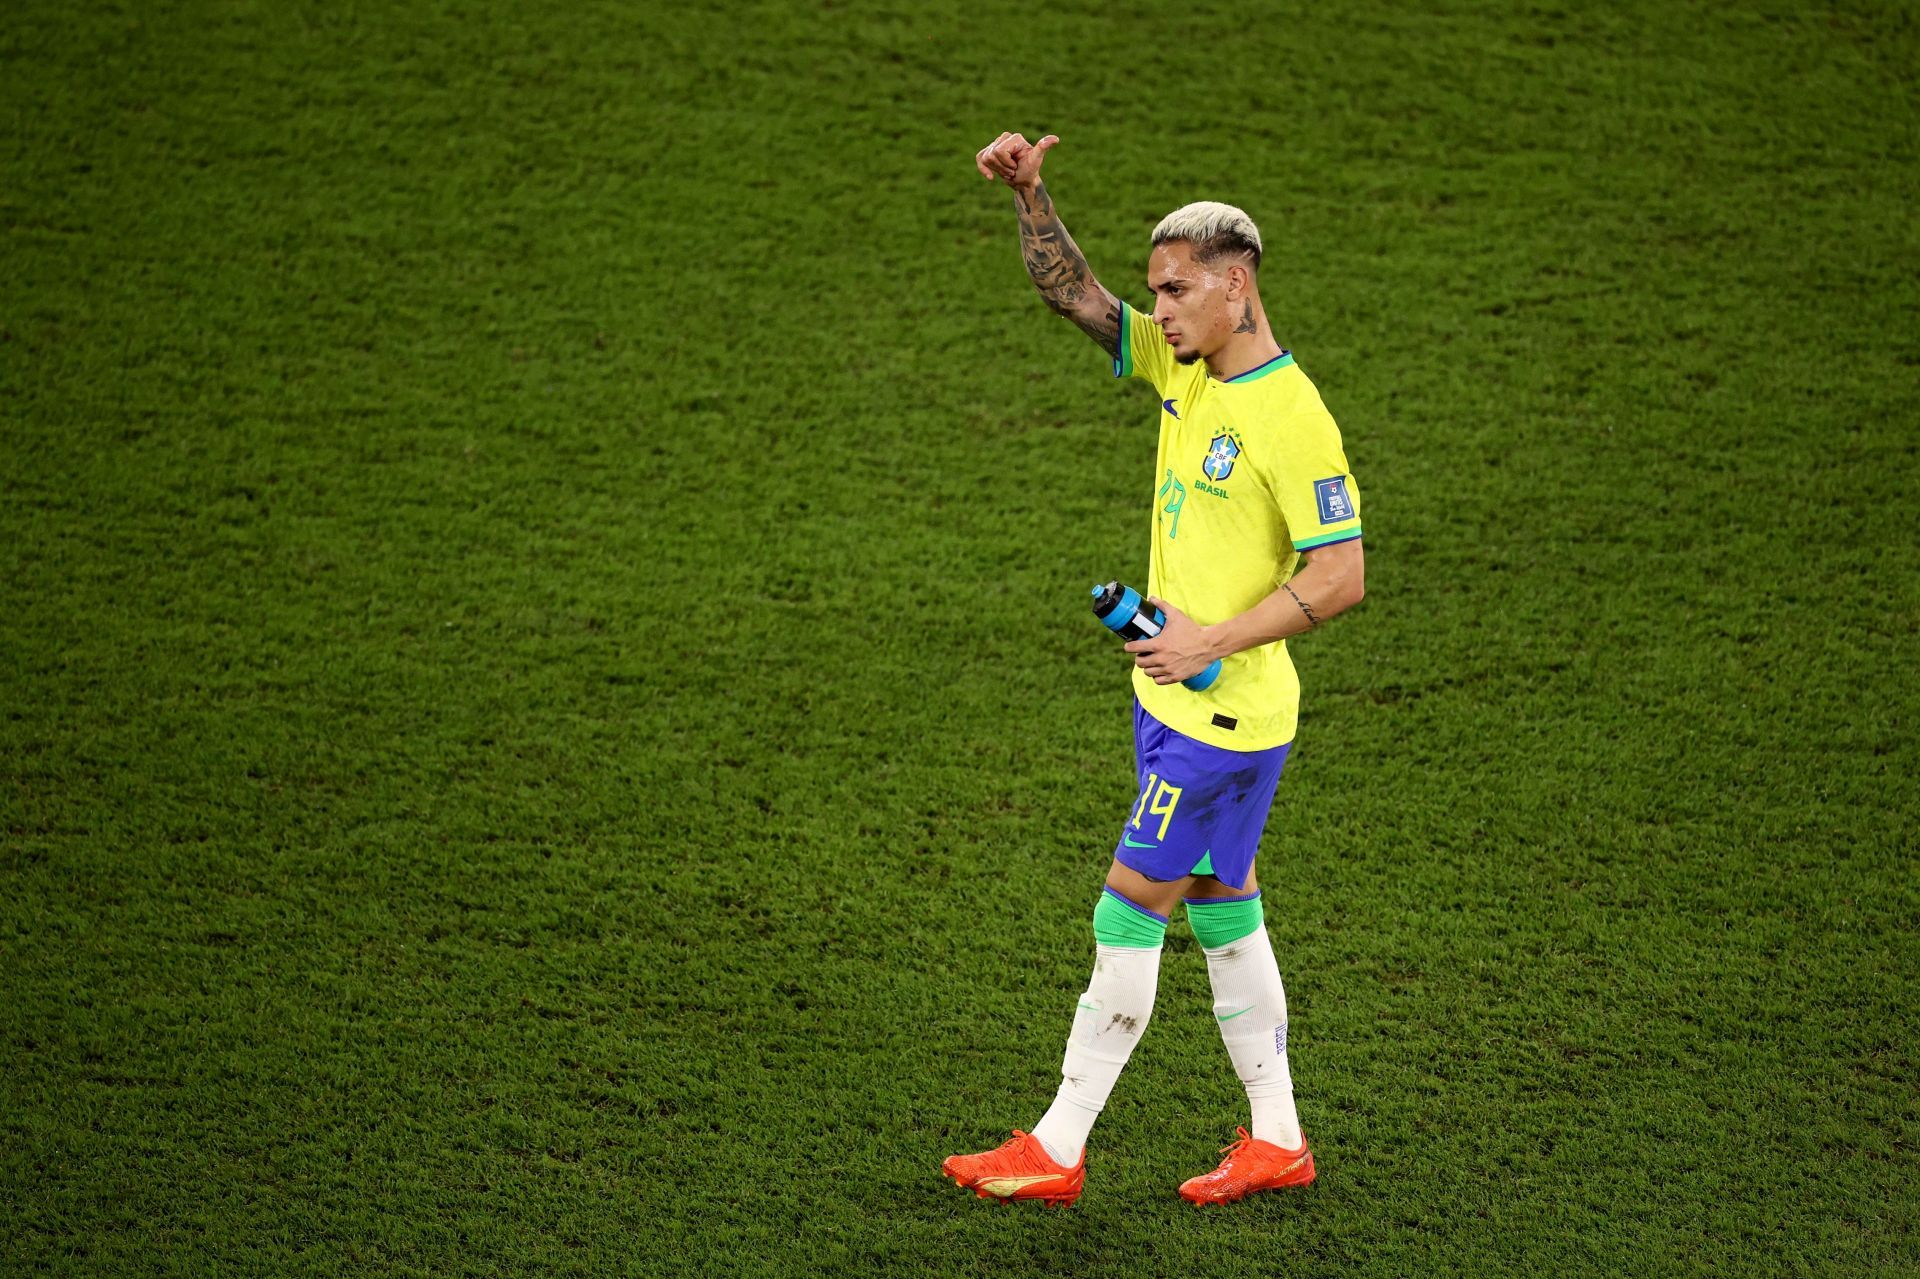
[1211,351,1294,384]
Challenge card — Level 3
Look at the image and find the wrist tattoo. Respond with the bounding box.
[1284,583,1320,628]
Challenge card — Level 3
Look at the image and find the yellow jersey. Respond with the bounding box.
[1113,301,1363,750]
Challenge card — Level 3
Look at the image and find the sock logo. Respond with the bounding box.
[1275,1020,1289,1054]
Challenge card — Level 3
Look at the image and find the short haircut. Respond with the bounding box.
[1151,201,1263,270]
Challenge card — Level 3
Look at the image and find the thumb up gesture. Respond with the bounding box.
[974,132,1059,192]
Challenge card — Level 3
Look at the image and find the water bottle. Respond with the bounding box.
[1090,581,1222,692]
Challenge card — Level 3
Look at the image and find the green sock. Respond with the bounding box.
[1185,894,1262,949]
[1093,887,1169,948]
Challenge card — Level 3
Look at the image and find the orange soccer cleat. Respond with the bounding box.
[1178,1127,1315,1204]
[941,1130,1085,1207]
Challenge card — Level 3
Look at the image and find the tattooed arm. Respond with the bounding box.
[975,132,1123,359]
[1202,539,1368,659]
[1012,179,1122,356]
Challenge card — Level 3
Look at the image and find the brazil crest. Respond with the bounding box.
[1203,432,1242,483]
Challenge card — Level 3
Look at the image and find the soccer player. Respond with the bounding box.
[942,132,1367,1207]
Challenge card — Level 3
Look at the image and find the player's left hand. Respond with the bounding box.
[1124,598,1217,685]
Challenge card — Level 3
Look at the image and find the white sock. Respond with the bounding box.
[1031,942,1162,1166]
[1202,924,1302,1149]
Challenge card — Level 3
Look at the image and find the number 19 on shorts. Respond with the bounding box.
[1129,772,1183,842]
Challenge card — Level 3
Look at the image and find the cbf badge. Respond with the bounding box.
[1203,432,1243,482]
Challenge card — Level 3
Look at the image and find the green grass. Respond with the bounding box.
[4,0,1917,1274]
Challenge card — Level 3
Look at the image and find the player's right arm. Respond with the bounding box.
[975,132,1122,359]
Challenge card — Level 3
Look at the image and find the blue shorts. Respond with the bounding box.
[1112,699,1290,891]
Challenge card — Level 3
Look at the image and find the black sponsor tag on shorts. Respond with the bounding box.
[1211,713,1237,731]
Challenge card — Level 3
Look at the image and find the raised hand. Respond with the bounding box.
[974,131,1059,191]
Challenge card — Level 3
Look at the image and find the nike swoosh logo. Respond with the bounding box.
[1215,1007,1253,1022]
[1163,399,1180,418]
[978,1174,1066,1195]
[1122,835,1157,850]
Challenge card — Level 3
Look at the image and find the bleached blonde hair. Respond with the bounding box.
[1151,201,1263,269]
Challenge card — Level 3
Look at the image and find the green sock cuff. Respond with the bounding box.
[1185,894,1263,949]
[1093,888,1169,949]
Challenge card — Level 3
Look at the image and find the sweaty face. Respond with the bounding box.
[1146,241,1238,365]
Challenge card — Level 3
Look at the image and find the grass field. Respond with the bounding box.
[4,1,1917,1274]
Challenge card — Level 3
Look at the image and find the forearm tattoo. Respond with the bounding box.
[1284,582,1321,628]
[1016,181,1120,358]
